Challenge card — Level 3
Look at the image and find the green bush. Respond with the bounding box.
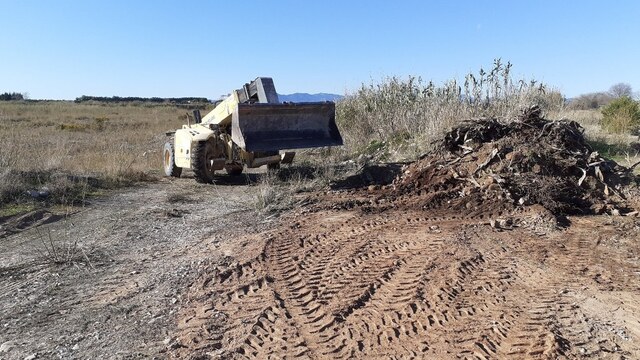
[600,96,640,134]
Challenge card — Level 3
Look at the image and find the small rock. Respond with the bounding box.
[25,190,40,199]
[611,209,621,216]
[38,187,50,198]
[24,354,37,360]
[0,341,15,353]
[480,177,494,188]
[163,337,172,345]
[532,164,542,174]
[166,208,184,218]
[497,218,512,228]
[72,344,79,351]
[23,188,51,199]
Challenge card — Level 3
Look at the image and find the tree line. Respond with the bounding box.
[74,95,210,104]
[0,92,25,101]
[569,82,635,110]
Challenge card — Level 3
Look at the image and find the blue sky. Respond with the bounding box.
[1,0,638,100]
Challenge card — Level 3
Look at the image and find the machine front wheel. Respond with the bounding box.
[163,142,182,177]
[192,140,217,183]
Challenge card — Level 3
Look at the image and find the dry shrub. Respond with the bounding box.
[336,59,564,161]
[252,162,339,212]
[34,225,93,267]
[254,171,280,211]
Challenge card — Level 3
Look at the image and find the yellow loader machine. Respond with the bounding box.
[163,77,343,183]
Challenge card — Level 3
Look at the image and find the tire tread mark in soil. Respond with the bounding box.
[170,207,640,359]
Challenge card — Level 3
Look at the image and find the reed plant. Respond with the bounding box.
[336,59,564,160]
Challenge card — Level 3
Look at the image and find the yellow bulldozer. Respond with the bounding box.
[163,77,343,183]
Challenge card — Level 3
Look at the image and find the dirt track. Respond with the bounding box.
[0,176,263,359]
[172,189,640,359]
[1,174,640,359]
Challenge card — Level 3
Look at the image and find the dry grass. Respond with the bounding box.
[0,101,197,175]
[335,60,565,162]
[251,162,340,212]
[33,223,94,267]
[0,101,209,205]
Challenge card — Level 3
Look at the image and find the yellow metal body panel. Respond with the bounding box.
[173,125,215,169]
[200,91,240,126]
[173,123,289,170]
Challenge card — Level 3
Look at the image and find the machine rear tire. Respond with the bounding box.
[163,142,182,178]
[192,140,217,183]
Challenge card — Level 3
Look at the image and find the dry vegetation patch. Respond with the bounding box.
[335,60,565,163]
[559,109,640,173]
[0,101,209,209]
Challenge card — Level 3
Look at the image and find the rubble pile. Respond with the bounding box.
[390,107,639,218]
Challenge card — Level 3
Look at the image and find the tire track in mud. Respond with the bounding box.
[476,219,640,360]
[172,210,523,358]
[264,215,444,357]
[171,207,640,359]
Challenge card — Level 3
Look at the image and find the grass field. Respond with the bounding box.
[0,101,211,205]
[0,101,204,175]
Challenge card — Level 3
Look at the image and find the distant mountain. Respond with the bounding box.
[278,93,343,103]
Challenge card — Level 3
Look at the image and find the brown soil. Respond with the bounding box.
[2,112,640,359]
[170,195,640,359]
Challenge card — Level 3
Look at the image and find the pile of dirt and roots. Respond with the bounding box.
[376,106,639,224]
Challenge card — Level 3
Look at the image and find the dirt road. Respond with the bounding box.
[1,174,639,359]
[170,188,640,359]
[0,176,265,359]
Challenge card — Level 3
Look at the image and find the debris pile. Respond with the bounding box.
[388,107,639,219]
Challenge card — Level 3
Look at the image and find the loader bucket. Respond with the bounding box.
[231,102,343,152]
